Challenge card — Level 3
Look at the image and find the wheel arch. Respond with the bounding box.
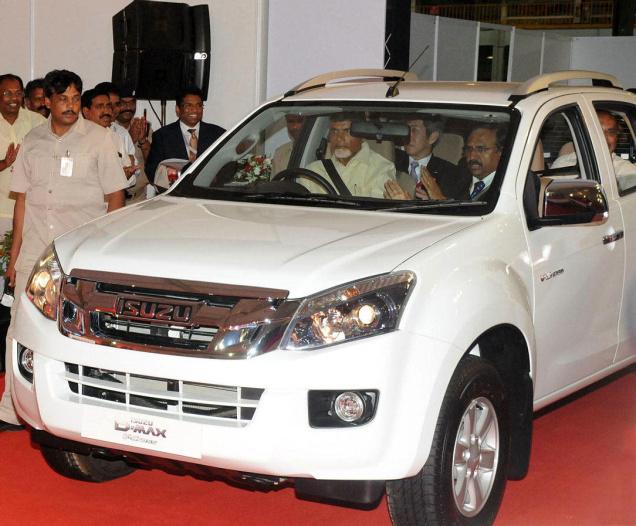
[474,324,533,480]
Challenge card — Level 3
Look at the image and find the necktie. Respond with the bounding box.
[187,128,198,161]
[470,180,485,199]
[409,161,419,182]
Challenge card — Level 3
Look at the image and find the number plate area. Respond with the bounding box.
[81,406,203,459]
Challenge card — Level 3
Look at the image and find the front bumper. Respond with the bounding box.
[12,294,457,481]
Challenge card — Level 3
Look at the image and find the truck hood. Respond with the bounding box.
[55,197,477,297]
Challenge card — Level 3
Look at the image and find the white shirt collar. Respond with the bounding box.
[470,171,496,194]
[180,120,200,136]
[409,154,432,167]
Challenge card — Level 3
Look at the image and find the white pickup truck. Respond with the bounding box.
[10,70,636,526]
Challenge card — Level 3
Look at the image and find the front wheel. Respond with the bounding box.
[386,355,509,526]
[40,446,135,482]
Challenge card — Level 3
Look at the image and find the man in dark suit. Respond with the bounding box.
[384,114,470,200]
[146,86,225,183]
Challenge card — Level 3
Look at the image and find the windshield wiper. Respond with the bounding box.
[379,199,485,212]
[236,192,367,208]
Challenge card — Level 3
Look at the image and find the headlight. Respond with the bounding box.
[26,244,63,320]
[281,271,415,351]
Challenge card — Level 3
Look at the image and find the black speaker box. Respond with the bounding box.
[112,1,211,101]
[113,0,192,51]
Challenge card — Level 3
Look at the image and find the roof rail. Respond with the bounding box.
[286,69,418,96]
[514,70,622,96]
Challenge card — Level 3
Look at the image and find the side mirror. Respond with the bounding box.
[532,178,608,228]
[154,159,190,192]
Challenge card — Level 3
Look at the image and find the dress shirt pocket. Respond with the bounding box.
[29,153,53,198]
[71,153,98,180]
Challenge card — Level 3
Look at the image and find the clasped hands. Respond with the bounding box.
[383,165,446,201]
[0,143,20,172]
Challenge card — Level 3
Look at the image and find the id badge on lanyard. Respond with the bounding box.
[60,150,73,177]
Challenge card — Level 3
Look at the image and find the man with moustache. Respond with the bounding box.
[551,110,636,191]
[0,74,46,236]
[24,79,49,118]
[81,87,138,183]
[0,69,128,431]
[305,114,395,198]
[116,88,151,163]
[463,124,507,200]
[112,87,152,200]
[146,86,225,183]
[94,82,135,159]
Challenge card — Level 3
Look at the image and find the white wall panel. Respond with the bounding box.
[410,12,436,80]
[266,0,386,98]
[509,28,542,81]
[436,18,477,81]
[571,36,636,89]
[0,0,31,81]
[542,34,572,73]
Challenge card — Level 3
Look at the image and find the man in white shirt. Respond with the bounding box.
[597,110,636,191]
[550,111,636,192]
[81,87,138,187]
[0,74,46,235]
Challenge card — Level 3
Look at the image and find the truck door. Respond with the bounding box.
[523,98,625,401]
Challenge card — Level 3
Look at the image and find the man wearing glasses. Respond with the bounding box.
[463,125,506,200]
[595,110,636,191]
[146,86,225,183]
[0,74,46,236]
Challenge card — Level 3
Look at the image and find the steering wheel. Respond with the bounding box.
[272,167,338,196]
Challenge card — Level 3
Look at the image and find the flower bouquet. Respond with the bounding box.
[235,155,272,184]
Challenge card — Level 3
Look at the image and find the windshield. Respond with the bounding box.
[171,102,513,214]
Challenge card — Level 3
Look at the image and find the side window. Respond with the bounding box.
[538,107,595,180]
[592,102,636,195]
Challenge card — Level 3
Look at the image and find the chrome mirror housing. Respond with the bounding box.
[535,178,608,227]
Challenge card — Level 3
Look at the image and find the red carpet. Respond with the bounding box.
[1,366,634,525]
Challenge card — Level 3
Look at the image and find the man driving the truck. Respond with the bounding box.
[304,113,396,198]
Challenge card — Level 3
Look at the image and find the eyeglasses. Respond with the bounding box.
[328,127,352,137]
[1,90,24,99]
[462,145,498,154]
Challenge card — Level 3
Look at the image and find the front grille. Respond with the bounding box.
[59,270,289,359]
[65,363,264,425]
[91,312,218,351]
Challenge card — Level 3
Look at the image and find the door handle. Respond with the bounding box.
[603,230,624,245]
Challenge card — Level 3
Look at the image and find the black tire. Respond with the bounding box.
[40,446,135,482]
[386,355,509,526]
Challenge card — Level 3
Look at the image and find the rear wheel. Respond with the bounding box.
[41,446,135,482]
[386,355,509,526]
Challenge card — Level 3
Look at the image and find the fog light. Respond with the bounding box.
[334,391,365,422]
[308,389,378,427]
[17,344,34,383]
